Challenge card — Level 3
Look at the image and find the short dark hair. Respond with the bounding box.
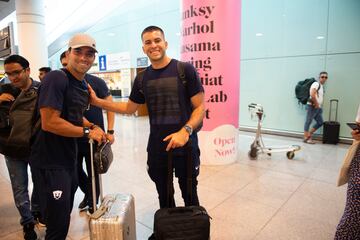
[39,67,52,73]
[141,26,165,40]
[4,54,30,69]
[319,71,328,76]
[60,51,67,61]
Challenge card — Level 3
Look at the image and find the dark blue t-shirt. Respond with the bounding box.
[129,59,203,156]
[78,74,110,144]
[30,69,89,169]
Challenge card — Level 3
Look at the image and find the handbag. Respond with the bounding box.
[337,140,360,186]
[94,141,113,174]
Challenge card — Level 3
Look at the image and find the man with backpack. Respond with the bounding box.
[303,71,328,144]
[0,55,40,240]
[89,26,205,210]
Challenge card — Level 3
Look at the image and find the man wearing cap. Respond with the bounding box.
[30,33,106,240]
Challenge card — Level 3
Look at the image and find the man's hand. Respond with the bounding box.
[351,129,360,141]
[0,93,15,103]
[106,133,115,144]
[88,84,99,106]
[163,128,189,151]
[89,127,106,144]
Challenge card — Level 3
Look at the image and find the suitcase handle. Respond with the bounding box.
[167,139,193,208]
[328,99,339,122]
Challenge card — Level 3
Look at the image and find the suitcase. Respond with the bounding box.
[323,99,340,144]
[152,141,211,240]
[88,140,136,240]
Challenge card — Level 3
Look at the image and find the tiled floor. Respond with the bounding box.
[0,114,349,240]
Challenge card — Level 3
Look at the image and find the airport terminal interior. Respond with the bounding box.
[0,0,360,239]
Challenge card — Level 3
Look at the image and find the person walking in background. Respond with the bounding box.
[0,55,40,240]
[303,71,328,144]
[29,33,106,240]
[38,67,52,81]
[334,104,360,239]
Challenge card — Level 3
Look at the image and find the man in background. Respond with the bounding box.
[1,55,40,240]
[38,67,52,81]
[303,71,328,144]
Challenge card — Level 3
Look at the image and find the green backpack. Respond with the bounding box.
[295,78,319,105]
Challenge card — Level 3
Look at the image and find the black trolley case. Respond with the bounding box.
[323,99,340,144]
[152,141,211,240]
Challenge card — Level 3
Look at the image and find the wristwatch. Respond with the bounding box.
[107,130,114,135]
[83,127,90,138]
[184,124,193,136]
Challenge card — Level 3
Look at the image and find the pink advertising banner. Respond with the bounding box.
[180,0,241,131]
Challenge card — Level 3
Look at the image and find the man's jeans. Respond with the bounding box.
[304,105,324,132]
[5,156,39,226]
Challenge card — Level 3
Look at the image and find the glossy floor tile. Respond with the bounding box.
[0,115,349,240]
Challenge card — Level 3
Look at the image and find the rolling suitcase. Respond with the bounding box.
[323,99,340,144]
[152,141,211,240]
[88,140,136,240]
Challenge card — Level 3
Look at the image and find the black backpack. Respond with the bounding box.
[295,78,320,105]
[0,83,40,158]
[0,84,21,129]
[137,61,203,132]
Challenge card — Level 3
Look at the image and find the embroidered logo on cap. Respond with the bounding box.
[53,190,63,200]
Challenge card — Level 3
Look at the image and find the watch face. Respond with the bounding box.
[185,125,192,135]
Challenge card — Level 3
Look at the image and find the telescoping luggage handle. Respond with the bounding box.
[89,139,104,212]
[329,99,339,122]
[167,139,193,208]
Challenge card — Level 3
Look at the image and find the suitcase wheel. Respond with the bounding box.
[286,151,295,160]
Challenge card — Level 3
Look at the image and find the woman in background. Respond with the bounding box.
[334,105,360,239]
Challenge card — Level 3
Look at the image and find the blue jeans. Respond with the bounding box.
[304,105,324,132]
[5,156,39,226]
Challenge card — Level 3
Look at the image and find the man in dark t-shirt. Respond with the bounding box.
[77,74,115,213]
[89,26,205,210]
[30,33,106,240]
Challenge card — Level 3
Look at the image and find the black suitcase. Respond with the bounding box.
[323,99,340,144]
[152,141,211,240]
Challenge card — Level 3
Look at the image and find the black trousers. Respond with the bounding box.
[147,151,200,209]
[77,142,100,205]
[31,167,77,240]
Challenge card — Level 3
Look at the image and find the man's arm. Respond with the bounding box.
[89,84,139,114]
[104,95,115,143]
[163,92,205,151]
[310,88,319,108]
[40,107,106,142]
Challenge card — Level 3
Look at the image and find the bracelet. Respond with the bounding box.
[107,130,114,134]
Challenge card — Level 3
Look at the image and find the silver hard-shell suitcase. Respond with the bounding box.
[88,140,136,240]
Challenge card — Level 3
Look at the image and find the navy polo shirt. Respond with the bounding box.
[30,69,89,169]
[129,59,203,155]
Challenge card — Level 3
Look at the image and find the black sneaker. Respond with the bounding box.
[78,196,89,210]
[23,223,37,240]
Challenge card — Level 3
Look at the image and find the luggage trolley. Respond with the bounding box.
[247,103,301,160]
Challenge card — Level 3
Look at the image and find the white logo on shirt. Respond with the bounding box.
[53,190,63,200]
